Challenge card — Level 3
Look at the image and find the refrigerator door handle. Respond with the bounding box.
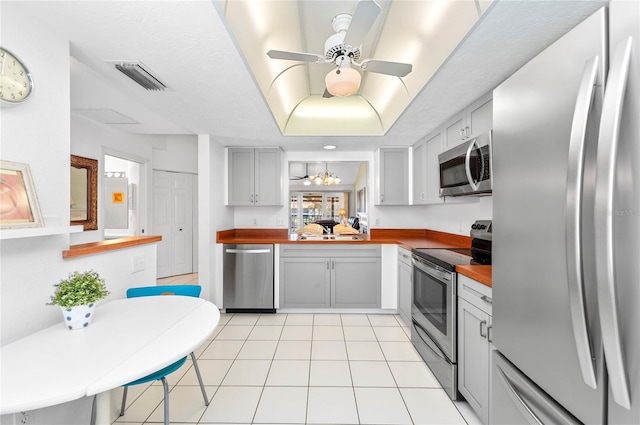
[496,366,544,425]
[464,138,479,191]
[595,36,633,410]
[565,55,600,389]
[225,249,272,254]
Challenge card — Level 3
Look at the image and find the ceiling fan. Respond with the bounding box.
[266,0,413,97]
[291,163,314,185]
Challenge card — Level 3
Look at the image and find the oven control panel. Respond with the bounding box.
[470,220,492,241]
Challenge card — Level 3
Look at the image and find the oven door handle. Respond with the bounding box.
[412,256,452,282]
[412,318,448,363]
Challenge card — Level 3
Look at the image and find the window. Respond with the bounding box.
[290,192,348,233]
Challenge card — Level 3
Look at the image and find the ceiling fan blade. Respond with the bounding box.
[267,50,325,63]
[322,88,334,98]
[343,0,381,48]
[360,59,413,77]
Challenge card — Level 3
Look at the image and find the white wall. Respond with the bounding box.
[372,197,493,235]
[0,6,164,424]
[153,135,198,173]
[70,116,155,244]
[198,136,233,305]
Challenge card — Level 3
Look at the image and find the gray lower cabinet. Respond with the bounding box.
[332,257,381,308]
[397,247,412,326]
[280,258,330,308]
[279,245,381,309]
[457,274,493,425]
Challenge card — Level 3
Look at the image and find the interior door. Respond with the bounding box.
[153,170,194,278]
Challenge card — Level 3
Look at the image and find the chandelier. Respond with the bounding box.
[312,163,341,186]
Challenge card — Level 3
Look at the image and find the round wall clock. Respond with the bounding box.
[0,47,34,104]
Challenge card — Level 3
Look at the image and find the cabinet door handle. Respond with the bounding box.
[481,295,493,304]
[465,126,470,138]
[459,129,465,140]
[480,320,488,338]
[487,325,493,343]
[332,260,335,270]
[250,194,254,203]
[381,194,384,203]
[255,193,259,203]
[327,261,330,270]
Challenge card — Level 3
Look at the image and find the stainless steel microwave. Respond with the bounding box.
[438,131,492,197]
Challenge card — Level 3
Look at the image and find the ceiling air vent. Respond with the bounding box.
[112,61,167,91]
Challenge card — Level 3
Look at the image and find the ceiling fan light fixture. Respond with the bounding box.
[325,66,361,97]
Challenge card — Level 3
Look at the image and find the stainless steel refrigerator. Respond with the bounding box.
[492,1,640,424]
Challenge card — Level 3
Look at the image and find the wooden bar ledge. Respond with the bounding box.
[62,235,162,259]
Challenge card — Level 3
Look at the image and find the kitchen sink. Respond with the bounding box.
[299,234,361,241]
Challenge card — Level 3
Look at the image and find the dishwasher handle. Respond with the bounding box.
[225,248,272,254]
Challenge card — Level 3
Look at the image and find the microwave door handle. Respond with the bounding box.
[464,138,479,191]
[565,55,600,389]
[595,37,633,410]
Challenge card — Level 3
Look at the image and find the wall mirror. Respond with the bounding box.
[70,154,98,231]
[289,161,368,234]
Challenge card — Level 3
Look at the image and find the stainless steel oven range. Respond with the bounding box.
[411,220,492,400]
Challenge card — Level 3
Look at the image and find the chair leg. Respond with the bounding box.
[160,377,170,425]
[190,351,209,406]
[120,386,128,417]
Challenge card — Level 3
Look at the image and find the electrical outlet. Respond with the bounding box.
[375,218,380,227]
[276,217,284,226]
[253,218,258,226]
[132,256,145,273]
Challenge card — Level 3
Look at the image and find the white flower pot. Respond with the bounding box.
[60,303,96,330]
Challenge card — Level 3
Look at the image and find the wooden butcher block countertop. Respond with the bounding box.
[217,228,492,287]
[456,265,492,287]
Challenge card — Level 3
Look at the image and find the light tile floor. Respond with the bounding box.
[119,274,483,425]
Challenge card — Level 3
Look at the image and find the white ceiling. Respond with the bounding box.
[7,1,607,151]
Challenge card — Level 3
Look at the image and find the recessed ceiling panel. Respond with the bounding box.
[286,95,382,136]
[214,0,487,137]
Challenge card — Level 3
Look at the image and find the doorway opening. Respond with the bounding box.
[104,154,144,239]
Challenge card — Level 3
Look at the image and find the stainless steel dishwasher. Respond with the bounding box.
[223,244,275,313]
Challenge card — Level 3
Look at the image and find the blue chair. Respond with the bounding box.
[120,285,209,425]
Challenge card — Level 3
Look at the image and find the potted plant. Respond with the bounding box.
[50,270,109,330]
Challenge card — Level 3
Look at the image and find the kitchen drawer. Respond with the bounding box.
[458,274,492,315]
[280,244,380,258]
[398,247,412,266]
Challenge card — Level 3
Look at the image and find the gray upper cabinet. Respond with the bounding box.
[444,111,467,150]
[412,140,427,204]
[375,147,409,205]
[466,93,493,140]
[412,130,444,205]
[227,147,282,206]
[443,92,493,150]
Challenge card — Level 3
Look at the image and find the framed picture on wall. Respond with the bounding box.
[0,160,43,229]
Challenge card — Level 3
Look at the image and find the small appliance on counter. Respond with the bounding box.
[410,220,492,400]
[470,219,492,265]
